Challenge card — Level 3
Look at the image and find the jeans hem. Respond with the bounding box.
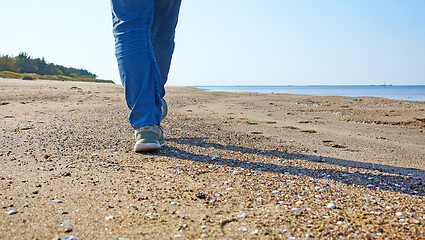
[132,121,161,130]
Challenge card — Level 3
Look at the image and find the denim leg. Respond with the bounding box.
[111,0,162,129]
[152,0,182,98]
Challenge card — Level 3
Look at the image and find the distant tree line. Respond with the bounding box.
[0,52,97,78]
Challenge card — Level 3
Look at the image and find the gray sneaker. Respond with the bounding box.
[134,125,165,152]
[161,98,168,121]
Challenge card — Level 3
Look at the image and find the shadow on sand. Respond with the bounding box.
[145,137,424,196]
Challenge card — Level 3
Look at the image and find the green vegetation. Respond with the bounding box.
[0,52,114,84]
[0,71,114,83]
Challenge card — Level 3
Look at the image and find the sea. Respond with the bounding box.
[195,85,425,102]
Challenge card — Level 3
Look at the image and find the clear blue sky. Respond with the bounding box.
[1,0,424,85]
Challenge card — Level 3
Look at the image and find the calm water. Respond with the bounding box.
[196,85,425,102]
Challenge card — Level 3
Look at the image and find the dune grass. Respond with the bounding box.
[0,71,114,84]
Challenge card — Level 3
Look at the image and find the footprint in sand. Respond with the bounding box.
[283,126,300,130]
[322,140,346,149]
[299,120,312,124]
[251,131,263,135]
[415,118,425,123]
[331,144,346,149]
[302,130,317,133]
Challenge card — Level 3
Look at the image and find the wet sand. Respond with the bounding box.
[0,78,424,239]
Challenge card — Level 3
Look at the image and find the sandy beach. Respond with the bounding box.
[0,78,424,239]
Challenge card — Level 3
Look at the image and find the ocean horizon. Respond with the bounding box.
[194,85,425,102]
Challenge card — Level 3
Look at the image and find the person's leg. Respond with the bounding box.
[111,0,162,129]
[151,0,182,98]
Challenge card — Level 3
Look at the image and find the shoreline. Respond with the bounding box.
[193,85,425,102]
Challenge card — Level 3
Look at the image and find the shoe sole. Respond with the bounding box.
[134,141,161,152]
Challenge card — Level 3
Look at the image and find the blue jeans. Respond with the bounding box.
[111,0,181,129]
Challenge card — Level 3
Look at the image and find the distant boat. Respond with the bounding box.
[371,83,393,86]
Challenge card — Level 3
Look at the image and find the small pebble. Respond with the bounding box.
[98,162,108,167]
[326,203,336,209]
[395,212,404,217]
[239,227,248,232]
[62,236,78,240]
[237,213,247,218]
[366,184,374,188]
[271,190,279,194]
[291,208,301,211]
[251,229,259,234]
[61,221,72,227]
[196,193,207,199]
[171,202,177,205]
[7,210,17,215]
[201,225,207,229]
[105,216,115,220]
